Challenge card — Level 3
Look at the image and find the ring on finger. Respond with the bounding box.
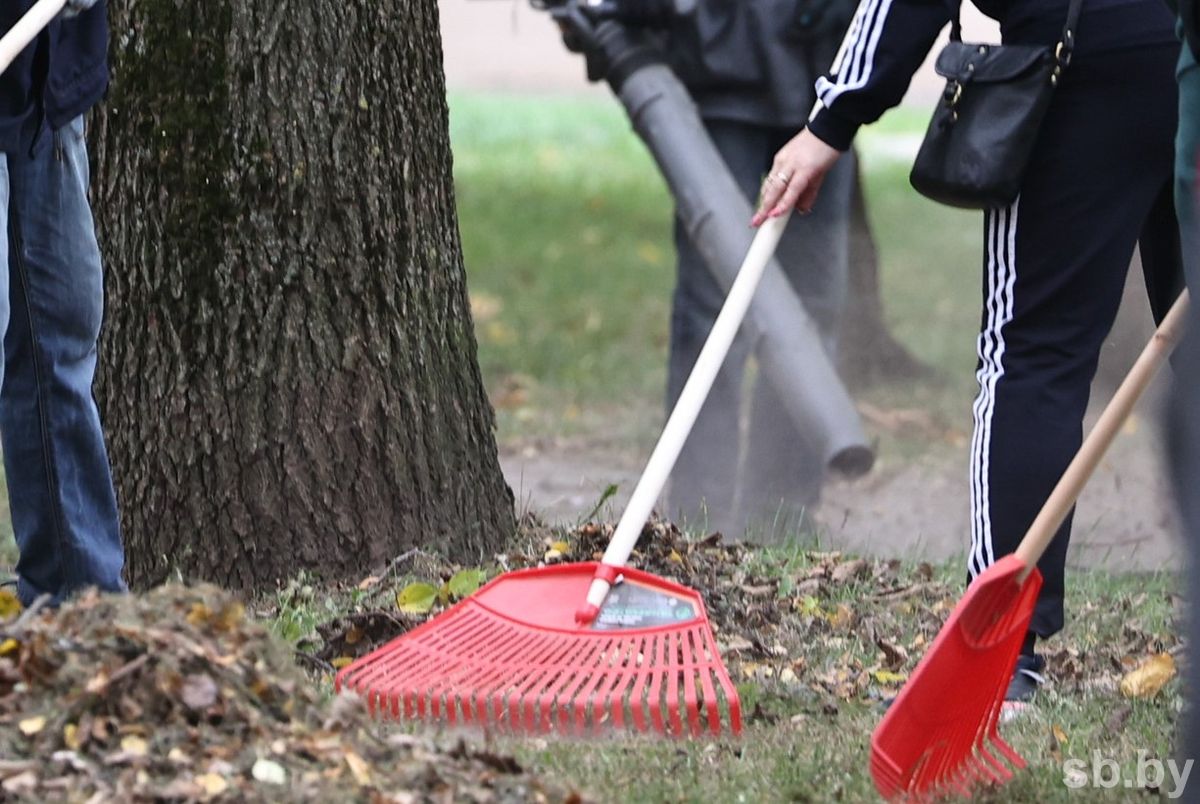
[774,171,792,185]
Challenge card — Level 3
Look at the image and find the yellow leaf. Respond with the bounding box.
[331,656,354,670]
[217,601,245,629]
[550,541,571,556]
[396,582,437,614]
[121,735,149,756]
[0,589,20,619]
[1120,653,1177,699]
[543,548,564,562]
[795,596,820,616]
[196,773,228,797]
[873,670,907,685]
[1052,723,1069,746]
[0,638,19,657]
[186,602,211,626]
[668,549,684,564]
[826,603,855,630]
[345,750,372,785]
[63,723,81,750]
[18,716,45,736]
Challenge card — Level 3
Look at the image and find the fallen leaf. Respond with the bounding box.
[19,716,46,736]
[873,670,907,685]
[252,758,287,785]
[120,735,148,756]
[356,575,381,591]
[181,673,219,711]
[1105,704,1133,733]
[62,723,81,751]
[395,582,437,614]
[1052,723,1069,745]
[196,772,228,797]
[668,549,684,564]
[877,639,909,672]
[0,589,21,620]
[0,638,19,656]
[831,559,868,584]
[345,750,372,785]
[331,656,354,670]
[550,541,571,555]
[1,771,37,794]
[1120,653,1176,699]
[447,569,486,599]
[826,604,855,630]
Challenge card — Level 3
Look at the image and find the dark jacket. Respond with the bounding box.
[0,1,108,156]
[666,0,857,129]
[1164,0,1200,57]
[808,0,1178,151]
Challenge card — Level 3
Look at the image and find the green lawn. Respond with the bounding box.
[451,94,984,452]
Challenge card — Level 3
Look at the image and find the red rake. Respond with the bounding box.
[871,289,1191,800]
[337,215,796,737]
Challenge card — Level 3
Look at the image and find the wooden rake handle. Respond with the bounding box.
[0,0,67,77]
[1015,289,1191,578]
[575,214,791,625]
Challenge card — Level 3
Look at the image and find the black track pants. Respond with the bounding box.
[967,43,1183,638]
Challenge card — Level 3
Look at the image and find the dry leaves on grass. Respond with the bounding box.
[0,586,580,803]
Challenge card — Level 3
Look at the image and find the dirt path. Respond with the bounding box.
[501,380,1180,573]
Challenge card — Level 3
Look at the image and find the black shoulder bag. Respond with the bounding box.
[909,0,1083,209]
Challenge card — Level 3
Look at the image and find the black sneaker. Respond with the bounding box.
[1001,653,1046,720]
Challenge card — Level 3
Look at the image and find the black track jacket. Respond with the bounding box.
[807,0,1178,151]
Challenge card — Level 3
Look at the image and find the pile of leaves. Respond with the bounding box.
[0,586,581,802]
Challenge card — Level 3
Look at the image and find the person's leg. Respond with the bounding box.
[740,145,854,538]
[5,117,124,606]
[968,46,1179,649]
[1170,41,1200,771]
[666,119,765,534]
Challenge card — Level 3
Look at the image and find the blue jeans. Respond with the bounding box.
[666,119,853,537]
[1,116,124,605]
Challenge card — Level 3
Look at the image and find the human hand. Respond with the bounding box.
[63,0,100,17]
[751,128,842,227]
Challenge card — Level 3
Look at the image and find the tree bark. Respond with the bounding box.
[91,0,514,590]
[837,156,931,388]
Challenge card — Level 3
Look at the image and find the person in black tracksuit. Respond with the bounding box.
[661,0,859,540]
[753,0,1183,703]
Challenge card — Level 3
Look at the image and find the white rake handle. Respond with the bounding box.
[575,213,790,625]
[0,0,66,77]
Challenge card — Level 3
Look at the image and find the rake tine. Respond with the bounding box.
[465,623,561,729]
[404,611,501,723]
[690,628,722,734]
[680,628,701,737]
[530,635,596,733]
[571,636,619,734]
[597,635,641,731]
[542,635,611,734]
[665,630,684,737]
[629,634,655,733]
[647,634,668,735]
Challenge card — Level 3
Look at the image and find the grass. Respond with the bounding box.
[450,93,984,455]
[262,537,1184,803]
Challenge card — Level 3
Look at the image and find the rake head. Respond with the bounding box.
[870,555,1042,800]
[336,562,741,737]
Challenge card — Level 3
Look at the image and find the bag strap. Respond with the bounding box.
[945,0,1084,65]
[1058,0,1084,67]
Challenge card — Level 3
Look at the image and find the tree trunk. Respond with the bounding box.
[838,156,930,388]
[91,0,514,591]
